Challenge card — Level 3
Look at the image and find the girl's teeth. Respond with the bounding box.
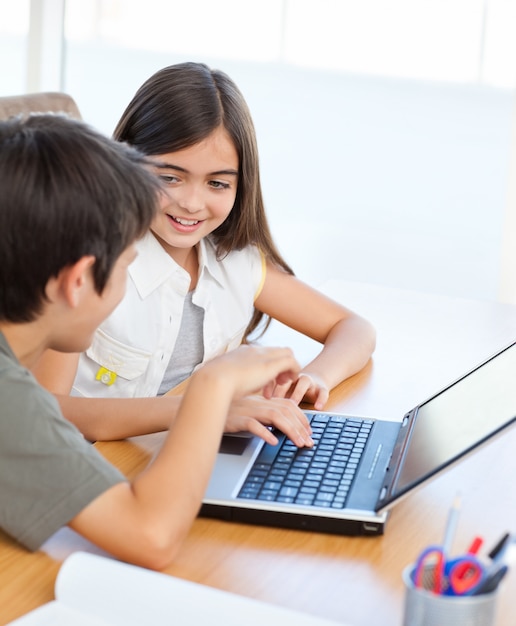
[174,216,199,226]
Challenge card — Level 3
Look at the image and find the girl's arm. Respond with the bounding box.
[31,349,78,394]
[33,349,312,446]
[255,263,376,409]
[68,345,300,569]
[33,350,183,440]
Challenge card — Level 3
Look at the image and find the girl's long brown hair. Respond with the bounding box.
[114,62,293,338]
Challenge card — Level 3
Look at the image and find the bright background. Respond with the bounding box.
[2,0,516,302]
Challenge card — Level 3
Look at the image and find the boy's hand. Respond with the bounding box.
[224,395,313,447]
[206,345,301,398]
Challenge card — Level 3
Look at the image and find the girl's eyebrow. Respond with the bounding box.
[153,161,238,177]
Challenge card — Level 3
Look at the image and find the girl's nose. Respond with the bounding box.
[175,186,205,213]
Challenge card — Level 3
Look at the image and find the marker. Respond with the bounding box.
[453,536,484,580]
[466,536,483,556]
[488,532,510,562]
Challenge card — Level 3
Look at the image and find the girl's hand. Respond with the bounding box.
[224,395,313,448]
[266,372,330,411]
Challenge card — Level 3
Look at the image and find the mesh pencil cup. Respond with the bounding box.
[402,564,500,626]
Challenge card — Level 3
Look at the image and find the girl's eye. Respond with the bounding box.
[209,180,231,190]
[158,174,179,184]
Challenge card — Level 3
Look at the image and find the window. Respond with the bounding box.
[0,0,30,95]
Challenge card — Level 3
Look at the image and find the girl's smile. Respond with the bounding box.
[167,214,204,233]
[150,126,239,268]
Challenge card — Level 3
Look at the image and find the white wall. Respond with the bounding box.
[65,46,515,301]
[3,0,516,303]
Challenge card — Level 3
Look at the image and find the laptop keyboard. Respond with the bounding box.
[237,413,374,508]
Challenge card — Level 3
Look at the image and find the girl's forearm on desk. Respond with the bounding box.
[303,315,376,388]
[56,394,181,441]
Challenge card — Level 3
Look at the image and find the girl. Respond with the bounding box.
[36,62,375,446]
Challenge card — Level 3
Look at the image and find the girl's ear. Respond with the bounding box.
[60,255,96,307]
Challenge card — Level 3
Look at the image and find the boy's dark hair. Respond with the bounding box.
[0,113,159,323]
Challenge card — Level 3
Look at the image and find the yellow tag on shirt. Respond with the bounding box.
[95,366,117,386]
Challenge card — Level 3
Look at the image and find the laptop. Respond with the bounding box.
[200,340,516,536]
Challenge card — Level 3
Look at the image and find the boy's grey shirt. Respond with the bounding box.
[0,332,125,550]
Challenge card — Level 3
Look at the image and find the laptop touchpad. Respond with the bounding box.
[219,433,254,455]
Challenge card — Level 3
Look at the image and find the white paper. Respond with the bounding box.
[8,552,347,626]
[6,601,111,626]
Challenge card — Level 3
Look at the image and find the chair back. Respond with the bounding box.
[0,92,82,120]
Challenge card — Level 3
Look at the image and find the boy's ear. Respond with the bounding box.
[59,255,97,308]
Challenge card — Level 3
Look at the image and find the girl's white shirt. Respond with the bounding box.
[72,231,265,398]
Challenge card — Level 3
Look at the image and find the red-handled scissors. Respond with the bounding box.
[413,544,486,596]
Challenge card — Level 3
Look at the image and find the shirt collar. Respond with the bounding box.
[129,232,225,298]
[197,236,226,288]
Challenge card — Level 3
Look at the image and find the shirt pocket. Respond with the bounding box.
[87,329,152,379]
[74,329,153,397]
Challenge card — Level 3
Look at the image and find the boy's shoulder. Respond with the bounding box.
[0,331,24,380]
[0,331,61,421]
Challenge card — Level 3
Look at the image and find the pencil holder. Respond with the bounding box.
[402,564,500,626]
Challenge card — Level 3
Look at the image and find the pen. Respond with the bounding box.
[429,493,461,595]
[442,493,461,555]
[488,532,511,561]
[473,563,509,595]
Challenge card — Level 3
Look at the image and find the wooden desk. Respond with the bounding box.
[2,281,516,626]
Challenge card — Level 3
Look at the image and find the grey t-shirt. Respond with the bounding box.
[158,290,205,395]
[0,332,126,550]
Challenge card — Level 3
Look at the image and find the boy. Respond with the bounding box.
[0,114,300,569]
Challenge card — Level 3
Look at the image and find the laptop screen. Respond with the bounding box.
[381,341,516,506]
